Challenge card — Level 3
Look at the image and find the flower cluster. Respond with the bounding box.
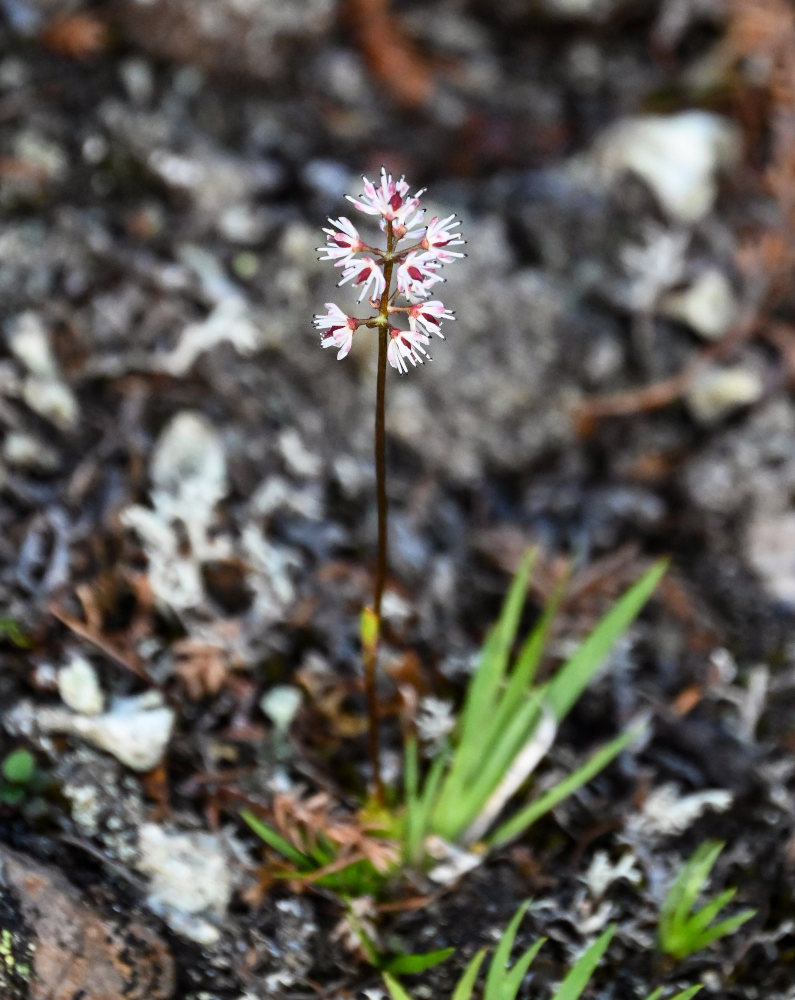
[313,168,464,373]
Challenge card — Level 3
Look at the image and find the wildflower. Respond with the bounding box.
[346,167,425,227]
[422,213,465,250]
[407,301,455,339]
[315,168,462,374]
[338,256,387,303]
[312,168,464,800]
[313,303,358,360]
[396,250,443,300]
[317,216,366,266]
[387,326,431,374]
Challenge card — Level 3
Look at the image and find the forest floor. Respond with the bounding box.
[2,1,795,998]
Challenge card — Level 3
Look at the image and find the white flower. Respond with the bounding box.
[422,214,465,250]
[338,256,387,303]
[407,301,455,339]
[387,327,431,374]
[346,167,425,227]
[396,251,443,300]
[315,170,464,374]
[313,303,357,360]
[317,216,365,266]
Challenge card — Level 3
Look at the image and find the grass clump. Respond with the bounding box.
[384,901,615,1000]
[244,554,665,885]
[658,841,755,961]
[402,553,666,861]
[383,903,703,1000]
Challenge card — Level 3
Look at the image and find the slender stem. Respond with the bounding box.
[375,222,395,614]
[373,330,388,619]
[362,220,396,805]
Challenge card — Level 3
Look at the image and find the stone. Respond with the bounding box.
[686,364,764,424]
[136,824,234,945]
[0,844,175,1000]
[745,510,795,608]
[660,268,738,339]
[150,410,228,509]
[57,653,105,715]
[590,111,741,223]
[7,693,175,771]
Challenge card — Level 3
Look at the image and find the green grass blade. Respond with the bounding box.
[383,973,414,1000]
[498,570,570,727]
[669,842,724,930]
[452,950,488,1000]
[384,947,456,975]
[545,561,666,724]
[488,729,635,848]
[403,738,423,863]
[461,704,557,845]
[551,926,614,1000]
[405,737,420,802]
[435,690,546,839]
[240,809,309,868]
[688,888,736,935]
[501,938,546,1000]
[484,900,531,1000]
[458,550,536,748]
[408,751,448,862]
[692,909,755,952]
[643,988,702,1000]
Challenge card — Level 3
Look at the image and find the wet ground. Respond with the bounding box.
[2,1,795,998]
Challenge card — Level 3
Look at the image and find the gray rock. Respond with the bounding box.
[136,823,235,945]
[660,268,738,340]
[7,693,175,771]
[57,654,105,715]
[586,112,741,224]
[685,363,765,425]
[745,510,795,608]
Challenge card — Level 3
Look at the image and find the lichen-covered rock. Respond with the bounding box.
[135,823,235,944]
[0,844,175,1000]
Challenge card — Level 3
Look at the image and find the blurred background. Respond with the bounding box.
[2,0,794,667]
[3,0,795,995]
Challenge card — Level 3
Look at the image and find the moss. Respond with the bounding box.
[0,902,36,1000]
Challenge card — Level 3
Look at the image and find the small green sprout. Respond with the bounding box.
[344,898,454,975]
[658,841,755,961]
[0,749,38,805]
[384,901,615,1000]
[0,618,31,649]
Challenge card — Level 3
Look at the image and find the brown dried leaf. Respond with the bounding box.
[345,0,435,109]
[173,639,230,699]
[40,14,109,60]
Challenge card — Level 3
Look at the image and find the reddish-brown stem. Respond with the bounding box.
[362,220,396,806]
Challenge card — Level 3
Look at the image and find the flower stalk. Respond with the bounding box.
[313,169,465,801]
